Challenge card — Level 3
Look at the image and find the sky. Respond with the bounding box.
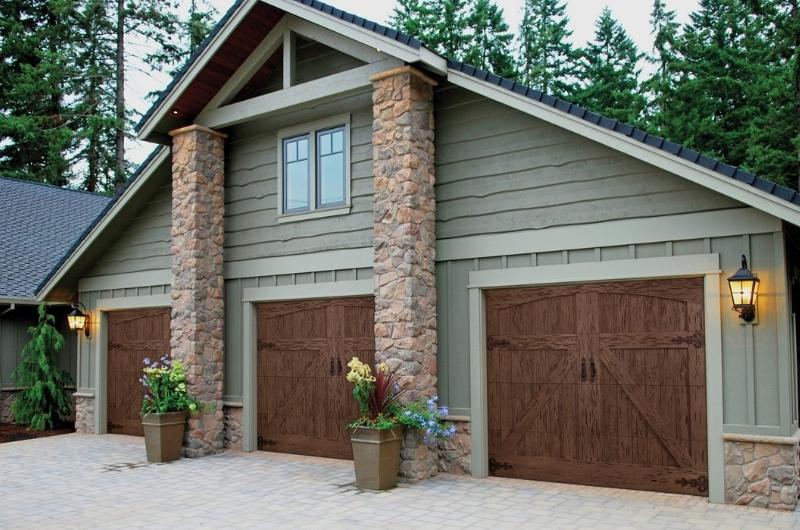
[127,0,700,165]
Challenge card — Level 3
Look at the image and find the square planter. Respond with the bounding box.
[351,425,403,490]
[141,411,186,463]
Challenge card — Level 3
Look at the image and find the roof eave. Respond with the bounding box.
[136,0,446,142]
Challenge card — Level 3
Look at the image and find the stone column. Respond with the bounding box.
[169,124,227,457]
[370,66,438,481]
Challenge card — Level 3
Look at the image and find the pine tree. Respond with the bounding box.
[12,305,73,431]
[391,0,471,60]
[463,0,514,77]
[0,0,78,186]
[642,0,681,132]
[517,0,577,97]
[572,8,645,124]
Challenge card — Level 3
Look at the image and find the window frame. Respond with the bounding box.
[276,114,351,222]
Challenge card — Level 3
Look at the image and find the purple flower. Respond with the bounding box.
[440,406,449,417]
[143,357,151,366]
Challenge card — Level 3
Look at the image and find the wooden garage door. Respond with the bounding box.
[256,297,374,459]
[486,278,708,496]
[107,308,171,436]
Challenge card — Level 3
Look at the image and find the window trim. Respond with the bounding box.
[276,114,352,222]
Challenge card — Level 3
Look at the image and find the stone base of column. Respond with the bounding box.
[0,390,15,424]
[400,431,439,482]
[223,406,244,451]
[724,437,799,510]
[437,420,471,475]
[74,394,95,434]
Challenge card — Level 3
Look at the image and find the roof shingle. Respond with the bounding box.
[0,178,112,300]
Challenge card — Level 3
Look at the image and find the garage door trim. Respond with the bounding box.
[92,293,171,435]
[241,279,374,453]
[466,254,724,503]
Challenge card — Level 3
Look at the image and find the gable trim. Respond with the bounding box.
[137,0,257,140]
[36,147,171,301]
[447,68,800,226]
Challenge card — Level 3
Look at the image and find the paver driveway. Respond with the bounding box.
[1,434,799,529]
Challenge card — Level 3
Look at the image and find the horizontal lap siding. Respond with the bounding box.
[434,86,739,239]
[224,107,374,263]
[86,185,172,277]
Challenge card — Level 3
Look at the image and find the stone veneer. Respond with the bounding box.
[438,420,471,475]
[223,406,243,451]
[370,65,438,481]
[169,124,227,457]
[0,390,15,424]
[724,435,800,510]
[73,394,95,434]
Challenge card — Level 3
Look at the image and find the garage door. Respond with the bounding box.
[256,297,374,459]
[486,277,708,496]
[107,308,171,436]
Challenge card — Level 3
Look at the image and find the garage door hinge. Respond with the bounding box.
[675,474,708,493]
[487,337,510,349]
[488,457,513,473]
[670,332,705,349]
[257,436,276,449]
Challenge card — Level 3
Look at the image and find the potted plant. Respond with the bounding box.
[346,358,455,490]
[139,356,200,463]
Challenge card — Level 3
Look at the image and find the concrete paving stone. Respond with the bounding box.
[2,434,800,529]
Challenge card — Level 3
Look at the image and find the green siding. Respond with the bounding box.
[87,184,171,277]
[434,86,739,239]
[224,106,373,263]
[1,305,77,390]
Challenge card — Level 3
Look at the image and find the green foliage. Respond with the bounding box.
[0,0,78,186]
[517,0,578,97]
[140,356,201,415]
[463,0,515,78]
[572,8,646,125]
[344,358,454,445]
[11,304,73,431]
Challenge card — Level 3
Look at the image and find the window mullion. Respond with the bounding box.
[309,130,317,211]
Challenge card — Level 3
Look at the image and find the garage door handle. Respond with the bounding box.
[330,357,335,376]
[580,358,587,382]
[590,359,597,382]
[337,358,343,375]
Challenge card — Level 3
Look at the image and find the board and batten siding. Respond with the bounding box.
[76,284,171,392]
[224,106,374,263]
[223,266,373,403]
[86,184,172,278]
[0,305,77,390]
[434,86,740,239]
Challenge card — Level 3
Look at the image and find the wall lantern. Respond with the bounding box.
[67,303,90,337]
[727,255,759,323]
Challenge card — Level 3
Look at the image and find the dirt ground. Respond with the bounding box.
[0,423,74,444]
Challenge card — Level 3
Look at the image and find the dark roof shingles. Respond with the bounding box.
[0,179,112,299]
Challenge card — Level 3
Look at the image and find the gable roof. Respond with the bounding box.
[0,178,112,302]
[134,0,800,221]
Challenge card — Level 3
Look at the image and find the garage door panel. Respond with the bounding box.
[257,296,374,460]
[487,278,708,496]
[107,308,170,437]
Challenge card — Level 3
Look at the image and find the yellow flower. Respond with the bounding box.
[376,362,389,374]
[346,357,375,383]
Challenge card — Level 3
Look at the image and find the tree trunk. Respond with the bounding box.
[115,0,125,192]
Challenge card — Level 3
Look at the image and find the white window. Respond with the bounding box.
[278,115,351,222]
